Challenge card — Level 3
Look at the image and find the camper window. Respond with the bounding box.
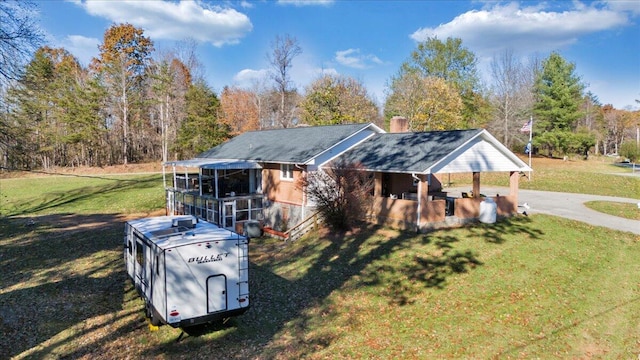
[136,240,144,268]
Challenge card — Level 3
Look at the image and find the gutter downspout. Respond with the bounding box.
[412,173,421,232]
[295,164,306,220]
[172,165,177,216]
[214,169,219,199]
[162,164,166,190]
[184,168,189,192]
[162,164,167,214]
[172,165,176,191]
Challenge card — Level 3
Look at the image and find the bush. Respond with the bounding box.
[298,160,373,231]
[619,141,639,163]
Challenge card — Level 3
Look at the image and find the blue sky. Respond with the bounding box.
[37,0,640,110]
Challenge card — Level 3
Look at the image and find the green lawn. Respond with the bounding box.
[2,213,639,359]
[585,200,640,220]
[447,156,640,199]
[1,164,639,359]
[0,173,164,216]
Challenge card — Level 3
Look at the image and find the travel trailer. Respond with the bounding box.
[124,215,250,328]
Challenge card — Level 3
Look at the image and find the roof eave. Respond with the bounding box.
[425,129,532,174]
[303,123,385,166]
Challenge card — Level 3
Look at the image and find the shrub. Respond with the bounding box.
[298,160,373,231]
[619,141,639,163]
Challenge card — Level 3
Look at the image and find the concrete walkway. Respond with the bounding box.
[445,186,640,235]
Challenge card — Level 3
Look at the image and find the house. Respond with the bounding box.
[163,117,532,237]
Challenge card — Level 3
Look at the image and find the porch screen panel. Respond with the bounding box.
[236,199,249,222]
[250,198,263,221]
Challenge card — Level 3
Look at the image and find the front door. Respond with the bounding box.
[222,201,235,230]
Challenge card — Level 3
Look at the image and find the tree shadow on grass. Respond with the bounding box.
[0,214,139,359]
[0,209,545,358]
[144,216,545,359]
[466,215,544,244]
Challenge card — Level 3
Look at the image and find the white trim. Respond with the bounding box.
[280,163,294,181]
[163,158,262,170]
[304,123,385,166]
[426,129,532,174]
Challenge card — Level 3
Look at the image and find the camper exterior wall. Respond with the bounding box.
[164,238,248,327]
[124,215,250,328]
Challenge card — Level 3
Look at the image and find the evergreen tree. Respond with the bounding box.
[533,52,588,156]
[174,81,226,159]
[8,47,57,168]
[534,52,584,132]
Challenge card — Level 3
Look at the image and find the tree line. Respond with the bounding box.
[1,4,638,170]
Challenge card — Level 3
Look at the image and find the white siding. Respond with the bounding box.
[431,137,528,173]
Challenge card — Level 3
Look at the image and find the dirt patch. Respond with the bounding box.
[17,210,167,232]
[1,162,163,179]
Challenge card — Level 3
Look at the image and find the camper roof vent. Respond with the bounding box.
[172,217,197,229]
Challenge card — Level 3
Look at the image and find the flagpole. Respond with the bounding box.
[528,116,533,181]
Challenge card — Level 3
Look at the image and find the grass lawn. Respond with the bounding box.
[584,201,640,220]
[1,161,639,359]
[0,173,164,216]
[445,155,640,199]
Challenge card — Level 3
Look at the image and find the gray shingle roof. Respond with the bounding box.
[197,123,374,163]
[337,129,483,173]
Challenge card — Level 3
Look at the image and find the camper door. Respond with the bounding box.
[125,226,134,278]
[207,274,228,313]
[134,237,149,295]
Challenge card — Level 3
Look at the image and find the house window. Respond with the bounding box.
[280,164,294,181]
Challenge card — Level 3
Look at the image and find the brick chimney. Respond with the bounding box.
[390,116,409,133]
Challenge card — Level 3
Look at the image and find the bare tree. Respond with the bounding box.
[173,38,205,83]
[149,51,191,162]
[298,160,374,231]
[267,34,301,128]
[0,1,43,87]
[248,76,272,129]
[487,48,536,149]
[0,0,43,166]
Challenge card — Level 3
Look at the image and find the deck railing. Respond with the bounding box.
[166,189,264,229]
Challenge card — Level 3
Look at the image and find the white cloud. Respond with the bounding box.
[410,2,630,57]
[43,32,99,67]
[232,52,338,91]
[277,0,334,7]
[76,0,252,47]
[335,48,383,69]
[604,0,640,16]
[239,1,254,9]
[233,68,270,87]
[61,35,100,65]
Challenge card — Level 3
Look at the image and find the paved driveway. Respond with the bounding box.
[446,186,640,235]
[517,189,639,235]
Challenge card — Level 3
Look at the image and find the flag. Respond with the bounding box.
[520,119,532,133]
